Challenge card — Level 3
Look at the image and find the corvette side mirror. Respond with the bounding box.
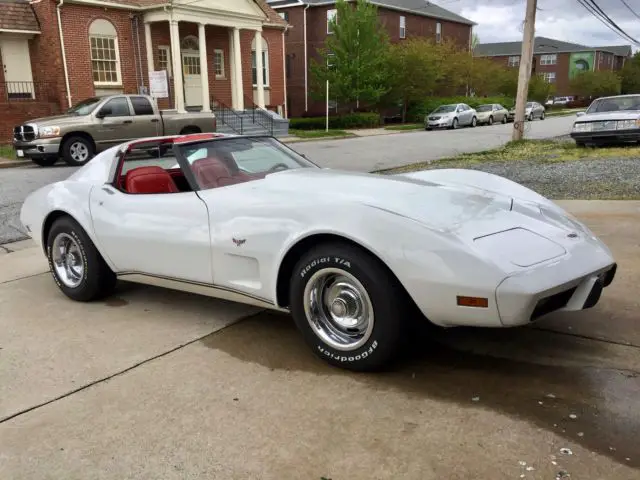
[576,111,585,117]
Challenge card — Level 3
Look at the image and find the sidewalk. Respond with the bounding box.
[0,156,31,169]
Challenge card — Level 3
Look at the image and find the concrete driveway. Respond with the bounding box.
[1,200,638,479]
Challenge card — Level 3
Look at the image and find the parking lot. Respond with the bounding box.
[1,200,638,479]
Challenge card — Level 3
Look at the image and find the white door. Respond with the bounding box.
[182,51,202,107]
[0,36,35,99]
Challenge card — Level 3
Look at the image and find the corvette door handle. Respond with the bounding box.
[123,120,133,124]
[101,187,115,195]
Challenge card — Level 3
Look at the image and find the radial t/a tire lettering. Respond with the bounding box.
[289,241,408,372]
[46,215,116,302]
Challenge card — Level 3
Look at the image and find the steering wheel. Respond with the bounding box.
[267,163,289,173]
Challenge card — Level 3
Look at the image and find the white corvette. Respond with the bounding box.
[20,133,617,371]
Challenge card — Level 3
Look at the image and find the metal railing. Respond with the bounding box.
[211,96,244,134]
[243,95,274,136]
[0,81,57,102]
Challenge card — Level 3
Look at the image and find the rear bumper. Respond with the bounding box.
[12,139,60,159]
[570,129,640,143]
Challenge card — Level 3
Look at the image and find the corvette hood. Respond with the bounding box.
[263,168,514,232]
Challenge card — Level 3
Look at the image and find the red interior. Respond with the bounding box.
[124,166,180,194]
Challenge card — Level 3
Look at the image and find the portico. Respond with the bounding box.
[142,0,274,114]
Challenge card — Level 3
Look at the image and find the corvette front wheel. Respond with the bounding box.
[46,215,116,302]
[289,242,407,372]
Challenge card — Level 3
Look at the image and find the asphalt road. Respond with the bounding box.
[0,115,576,245]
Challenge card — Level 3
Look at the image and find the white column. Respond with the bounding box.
[144,22,154,87]
[254,30,265,109]
[232,27,244,110]
[198,23,211,112]
[228,28,237,109]
[169,20,185,113]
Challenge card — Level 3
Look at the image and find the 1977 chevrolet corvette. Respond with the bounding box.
[20,133,617,371]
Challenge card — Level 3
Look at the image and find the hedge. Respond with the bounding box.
[407,96,516,123]
[289,112,381,130]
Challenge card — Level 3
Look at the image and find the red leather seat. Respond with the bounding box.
[125,166,179,194]
[192,157,234,188]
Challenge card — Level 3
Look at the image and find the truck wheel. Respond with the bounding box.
[62,136,94,166]
[289,241,408,372]
[31,157,58,167]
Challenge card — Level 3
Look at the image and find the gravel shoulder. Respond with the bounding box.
[381,138,640,199]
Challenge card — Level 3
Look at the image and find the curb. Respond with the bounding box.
[0,159,33,169]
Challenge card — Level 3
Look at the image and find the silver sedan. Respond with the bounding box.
[425,103,478,130]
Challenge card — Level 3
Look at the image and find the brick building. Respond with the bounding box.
[474,36,632,98]
[267,0,475,117]
[0,0,288,142]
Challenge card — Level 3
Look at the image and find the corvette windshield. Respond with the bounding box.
[177,136,317,190]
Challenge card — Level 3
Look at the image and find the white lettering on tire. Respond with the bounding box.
[300,257,352,278]
[317,340,377,362]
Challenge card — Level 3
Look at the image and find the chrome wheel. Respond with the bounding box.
[69,141,89,163]
[51,233,85,288]
[303,268,375,351]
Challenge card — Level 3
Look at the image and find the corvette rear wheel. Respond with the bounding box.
[46,215,116,302]
[289,242,407,371]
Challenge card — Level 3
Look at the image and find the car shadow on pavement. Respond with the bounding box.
[201,310,639,469]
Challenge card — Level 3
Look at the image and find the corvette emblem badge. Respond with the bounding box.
[232,238,246,246]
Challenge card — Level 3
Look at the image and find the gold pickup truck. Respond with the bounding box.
[12,94,217,167]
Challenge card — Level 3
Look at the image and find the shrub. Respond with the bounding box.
[406,95,515,123]
[289,112,381,130]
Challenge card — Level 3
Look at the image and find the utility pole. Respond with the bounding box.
[512,0,537,141]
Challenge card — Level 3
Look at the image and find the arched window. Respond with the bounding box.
[89,19,121,85]
[181,35,199,51]
[251,35,269,87]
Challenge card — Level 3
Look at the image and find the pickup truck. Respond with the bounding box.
[12,94,217,167]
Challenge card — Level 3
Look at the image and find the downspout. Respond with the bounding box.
[304,3,309,112]
[130,15,141,92]
[282,25,288,118]
[134,15,145,92]
[56,0,72,108]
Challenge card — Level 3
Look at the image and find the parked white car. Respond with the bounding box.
[20,133,617,371]
[425,103,478,130]
[571,94,640,147]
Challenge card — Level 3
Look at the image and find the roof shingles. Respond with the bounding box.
[0,0,40,33]
[474,36,632,57]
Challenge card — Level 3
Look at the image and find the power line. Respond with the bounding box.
[576,0,640,46]
[618,0,640,21]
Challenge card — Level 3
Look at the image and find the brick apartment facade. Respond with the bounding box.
[267,0,475,117]
[0,0,288,142]
[474,36,632,99]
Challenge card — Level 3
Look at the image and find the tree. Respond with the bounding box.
[385,38,450,121]
[471,33,480,51]
[309,0,391,110]
[528,74,556,102]
[620,51,640,94]
[569,70,621,98]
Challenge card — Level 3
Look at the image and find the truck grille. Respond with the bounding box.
[14,124,36,142]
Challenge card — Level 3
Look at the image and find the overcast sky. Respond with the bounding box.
[433,0,640,48]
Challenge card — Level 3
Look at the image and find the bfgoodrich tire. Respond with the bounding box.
[46,215,116,302]
[289,241,408,372]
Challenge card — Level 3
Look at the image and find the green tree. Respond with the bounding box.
[569,70,621,97]
[385,38,449,121]
[309,0,391,110]
[528,74,556,102]
[620,51,640,94]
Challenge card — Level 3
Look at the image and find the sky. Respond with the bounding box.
[432,0,640,48]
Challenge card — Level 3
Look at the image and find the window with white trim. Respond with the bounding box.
[214,49,225,79]
[542,71,556,83]
[436,22,441,43]
[400,16,406,39]
[540,54,557,65]
[89,19,121,85]
[327,8,337,34]
[251,35,269,86]
[508,55,520,67]
[157,45,171,77]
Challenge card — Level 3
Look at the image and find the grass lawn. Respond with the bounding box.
[0,144,17,160]
[546,108,584,117]
[379,139,640,200]
[289,129,353,139]
[383,139,640,173]
[384,123,423,131]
